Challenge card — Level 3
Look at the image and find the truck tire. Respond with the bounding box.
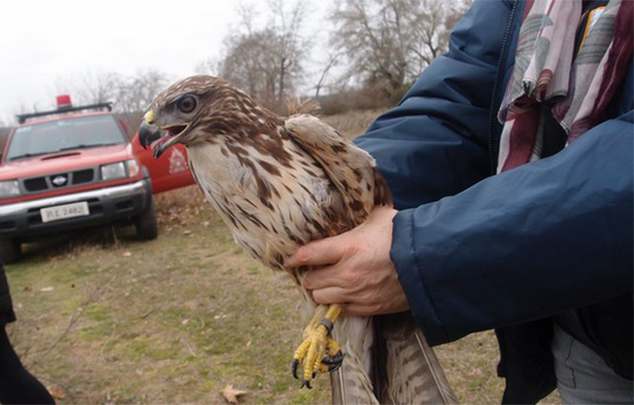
[135,196,158,240]
[0,238,22,264]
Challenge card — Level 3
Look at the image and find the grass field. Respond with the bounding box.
[4,111,559,404]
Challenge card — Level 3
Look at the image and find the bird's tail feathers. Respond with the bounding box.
[330,316,379,405]
[379,313,458,404]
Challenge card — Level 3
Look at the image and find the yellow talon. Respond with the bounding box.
[291,304,345,388]
[293,339,310,361]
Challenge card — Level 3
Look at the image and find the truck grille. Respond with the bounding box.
[24,177,48,192]
[73,169,94,184]
[22,169,96,193]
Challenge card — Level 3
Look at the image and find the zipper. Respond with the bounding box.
[487,0,520,174]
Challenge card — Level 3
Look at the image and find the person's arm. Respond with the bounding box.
[355,0,522,208]
[391,113,633,345]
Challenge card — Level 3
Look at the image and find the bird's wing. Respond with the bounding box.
[286,115,457,404]
[284,114,392,222]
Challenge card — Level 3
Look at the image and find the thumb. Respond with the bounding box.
[285,235,347,269]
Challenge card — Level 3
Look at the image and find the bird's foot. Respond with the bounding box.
[291,305,344,389]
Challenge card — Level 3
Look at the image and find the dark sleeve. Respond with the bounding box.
[391,112,634,345]
[355,0,520,209]
[0,257,16,325]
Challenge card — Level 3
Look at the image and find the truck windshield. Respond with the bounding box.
[6,115,127,161]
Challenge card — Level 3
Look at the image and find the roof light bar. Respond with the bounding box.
[16,100,113,124]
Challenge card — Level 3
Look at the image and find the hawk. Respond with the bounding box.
[139,75,456,404]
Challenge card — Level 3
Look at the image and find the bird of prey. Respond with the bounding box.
[139,75,457,404]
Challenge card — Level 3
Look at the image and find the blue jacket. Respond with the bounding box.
[355,0,633,402]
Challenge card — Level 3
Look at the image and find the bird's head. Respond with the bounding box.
[139,75,264,158]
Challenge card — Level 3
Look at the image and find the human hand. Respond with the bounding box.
[285,206,409,316]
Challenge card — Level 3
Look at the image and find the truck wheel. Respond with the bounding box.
[0,238,22,264]
[135,197,158,240]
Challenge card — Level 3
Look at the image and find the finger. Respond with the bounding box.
[341,303,379,317]
[311,286,348,305]
[302,265,342,290]
[286,235,347,269]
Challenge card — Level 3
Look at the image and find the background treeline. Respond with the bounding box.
[0,0,471,138]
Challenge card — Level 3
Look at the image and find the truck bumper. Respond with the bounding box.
[0,179,151,240]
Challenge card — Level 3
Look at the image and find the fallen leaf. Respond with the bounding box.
[222,385,247,404]
[183,229,192,235]
[40,287,54,292]
[123,252,132,257]
[49,386,66,401]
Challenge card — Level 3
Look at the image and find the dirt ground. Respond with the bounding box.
[4,111,559,404]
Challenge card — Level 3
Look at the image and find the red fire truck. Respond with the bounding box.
[0,96,194,263]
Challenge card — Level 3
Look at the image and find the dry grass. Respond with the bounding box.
[7,192,330,404]
[321,109,386,139]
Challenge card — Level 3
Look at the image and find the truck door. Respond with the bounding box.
[131,133,195,194]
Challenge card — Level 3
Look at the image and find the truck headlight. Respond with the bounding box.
[0,180,19,198]
[101,162,126,181]
[126,159,140,178]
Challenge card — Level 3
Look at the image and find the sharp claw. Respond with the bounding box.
[323,351,344,373]
[300,380,313,389]
[291,359,299,379]
[322,351,344,365]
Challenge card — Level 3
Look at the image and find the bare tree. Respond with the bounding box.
[115,70,169,115]
[313,50,343,99]
[114,69,171,133]
[267,0,307,101]
[330,0,471,98]
[409,0,472,69]
[216,0,310,112]
[55,71,121,106]
[195,58,220,76]
[53,69,170,135]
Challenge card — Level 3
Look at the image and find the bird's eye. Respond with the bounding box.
[177,96,197,113]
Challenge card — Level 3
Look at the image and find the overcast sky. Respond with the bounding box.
[0,0,331,125]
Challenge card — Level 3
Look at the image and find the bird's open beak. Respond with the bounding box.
[138,111,187,159]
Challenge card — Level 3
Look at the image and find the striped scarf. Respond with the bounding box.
[497,0,633,173]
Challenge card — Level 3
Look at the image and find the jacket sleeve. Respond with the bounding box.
[391,113,633,345]
[355,0,520,209]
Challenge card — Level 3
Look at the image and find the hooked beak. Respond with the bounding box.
[138,111,187,159]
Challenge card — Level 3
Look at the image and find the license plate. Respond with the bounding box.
[40,202,90,223]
